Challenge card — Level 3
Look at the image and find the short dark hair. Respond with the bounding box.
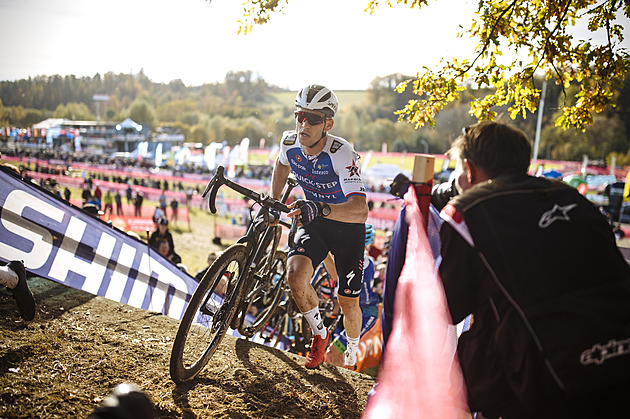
[449,121,532,178]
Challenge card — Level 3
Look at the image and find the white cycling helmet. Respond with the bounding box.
[295,84,338,117]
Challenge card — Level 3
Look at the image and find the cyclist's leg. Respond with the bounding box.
[287,224,334,368]
[287,225,328,337]
[286,255,318,316]
[328,223,365,366]
[328,222,365,363]
[337,295,361,345]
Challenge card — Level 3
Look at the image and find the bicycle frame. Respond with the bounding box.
[202,165,298,247]
[203,165,298,334]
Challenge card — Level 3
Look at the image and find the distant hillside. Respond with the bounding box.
[271,91,367,109]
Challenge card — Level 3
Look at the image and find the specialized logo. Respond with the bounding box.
[538,203,578,228]
[345,160,360,178]
[330,140,343,153]
[295,154,303,163]
[580,338,630,366]
[297,247,305,253]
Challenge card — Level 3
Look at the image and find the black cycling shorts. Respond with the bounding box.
[288,217,365,298]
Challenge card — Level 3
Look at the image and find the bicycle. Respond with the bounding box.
[169,165,298,384]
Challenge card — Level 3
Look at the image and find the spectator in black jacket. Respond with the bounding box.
[149,218,175,256]
[439,121,630,418]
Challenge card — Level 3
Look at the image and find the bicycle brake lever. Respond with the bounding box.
[203,166,225,214]
[288,216,299,248]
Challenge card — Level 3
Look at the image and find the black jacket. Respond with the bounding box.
[439,173,630,416]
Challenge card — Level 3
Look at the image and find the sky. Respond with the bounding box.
[0,0,628,91]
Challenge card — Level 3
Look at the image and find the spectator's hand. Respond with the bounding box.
[289,200,322,226]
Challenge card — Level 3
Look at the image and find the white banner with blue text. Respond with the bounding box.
[0,166,199,321]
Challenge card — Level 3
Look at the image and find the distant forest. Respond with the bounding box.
[1,70,630,164]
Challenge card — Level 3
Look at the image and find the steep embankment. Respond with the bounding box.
[0,277,374,418]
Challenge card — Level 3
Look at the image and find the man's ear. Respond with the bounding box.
[466,160,488,185]
[326,118,334,131]
[465,160,477,185]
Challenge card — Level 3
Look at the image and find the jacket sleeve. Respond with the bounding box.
[438,221,486,323]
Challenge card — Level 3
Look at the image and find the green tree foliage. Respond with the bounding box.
[1,67,629,162]
[239,0,629,130]
[127,99,156,127]
[53,102,95,120]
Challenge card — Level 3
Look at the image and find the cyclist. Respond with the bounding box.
[326,224,381,371]
[270,84,369,369]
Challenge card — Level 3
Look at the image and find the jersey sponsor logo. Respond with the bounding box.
[538,203,578,228]
[330,140,343,153]
[346,160,360,177]
[297,247,305,253]
[342,177,364,184]
[283,134,297,145]
[311,169,331,175]
[310,191,339,200]
[295,154,303,163]
[293,173,339,190]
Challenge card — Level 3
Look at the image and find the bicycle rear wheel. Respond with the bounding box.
[238,250,288,337]
[170,244,248,384]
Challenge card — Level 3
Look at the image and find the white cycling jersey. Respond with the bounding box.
[278,130,366,204]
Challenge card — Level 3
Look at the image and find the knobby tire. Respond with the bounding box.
[169,244,248,384]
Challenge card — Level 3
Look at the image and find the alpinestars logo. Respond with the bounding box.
[580,338,630,366]
[346,160,360,177]
[538,203,578,228]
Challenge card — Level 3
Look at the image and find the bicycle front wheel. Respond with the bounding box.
[170,244,248,384]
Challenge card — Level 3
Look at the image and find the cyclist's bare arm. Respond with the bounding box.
[322,195,369,224]
[270,158,291,200]
[287,194,368,225]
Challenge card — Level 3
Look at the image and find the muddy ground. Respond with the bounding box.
[0,277,375,418]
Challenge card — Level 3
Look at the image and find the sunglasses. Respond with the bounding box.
[295,111,326,125]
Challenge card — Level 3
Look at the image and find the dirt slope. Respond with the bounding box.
[0,277,375,418]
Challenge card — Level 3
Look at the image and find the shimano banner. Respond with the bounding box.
[0,166,198,321]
